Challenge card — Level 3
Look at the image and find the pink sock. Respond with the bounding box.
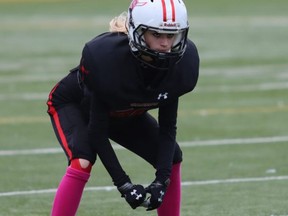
[51,167,90,216]
[157,163,182,216]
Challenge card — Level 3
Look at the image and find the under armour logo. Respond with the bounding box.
[157,92,168,100]
[131,189,143,200]
[158,190,165,202]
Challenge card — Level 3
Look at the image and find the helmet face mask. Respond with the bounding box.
[127,0,189,70]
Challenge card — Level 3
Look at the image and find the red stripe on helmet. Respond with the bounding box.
[161,0,167,21]
[170,0,176,22]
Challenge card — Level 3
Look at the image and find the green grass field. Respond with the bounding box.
[0,0,288,215]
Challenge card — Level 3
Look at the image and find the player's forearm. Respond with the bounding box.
[88,95,130,187]
[155,132,176,182]
[95,137,130,187]
[156,100,178,181]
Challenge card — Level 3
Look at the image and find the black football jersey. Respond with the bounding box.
[80,32,199,114]
[79,32,199,186]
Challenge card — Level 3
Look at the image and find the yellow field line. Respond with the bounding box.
[0,116,48,125]
[0,105,287,125]
[190,105,288,116]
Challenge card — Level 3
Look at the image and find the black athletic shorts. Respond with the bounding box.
[47,72,182,166]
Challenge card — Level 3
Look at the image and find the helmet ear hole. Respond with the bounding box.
[128,8,135,28]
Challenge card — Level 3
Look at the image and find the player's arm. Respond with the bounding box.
[89,94,146,208]
[157,98,178,181]
[145,98,179,210]
[80,44,146,209]
[88,94,128,183]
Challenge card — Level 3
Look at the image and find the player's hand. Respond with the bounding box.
[117,182,146,209]
[145,179,170,211]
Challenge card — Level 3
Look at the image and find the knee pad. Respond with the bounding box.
[70,158,92,173]
[173,144,183,164]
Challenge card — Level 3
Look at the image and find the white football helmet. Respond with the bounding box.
[127,0,189,69]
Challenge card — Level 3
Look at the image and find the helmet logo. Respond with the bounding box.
[162,22,179,27]
[130,0,147,10]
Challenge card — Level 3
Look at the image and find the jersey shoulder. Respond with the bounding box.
[85,32,130,61]
[174,39,200,94]
[183,39,200,64]
[80,32,139,95]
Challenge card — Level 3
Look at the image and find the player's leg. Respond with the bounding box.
[109,113,159,165]
[157,162,182,216]
[51,160,91,216]
[48,104,96,216]
[109,113,182,215]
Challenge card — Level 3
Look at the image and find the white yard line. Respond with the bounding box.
[0,93,48,101]
[1,175,287,197]
[0,148,63,156]
[0,136,287,197]
[1,81,288,101]
[0,136,287,157]
[181,176,288,186]
[180,136,288,147]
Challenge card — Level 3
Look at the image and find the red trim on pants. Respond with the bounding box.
[47,84,72,160]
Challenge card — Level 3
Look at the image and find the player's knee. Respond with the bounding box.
[173,145,183,164]
[70,158,92,173]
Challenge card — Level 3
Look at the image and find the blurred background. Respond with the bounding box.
[0,0,287,215]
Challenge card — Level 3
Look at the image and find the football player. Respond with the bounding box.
[47,0,199,215]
